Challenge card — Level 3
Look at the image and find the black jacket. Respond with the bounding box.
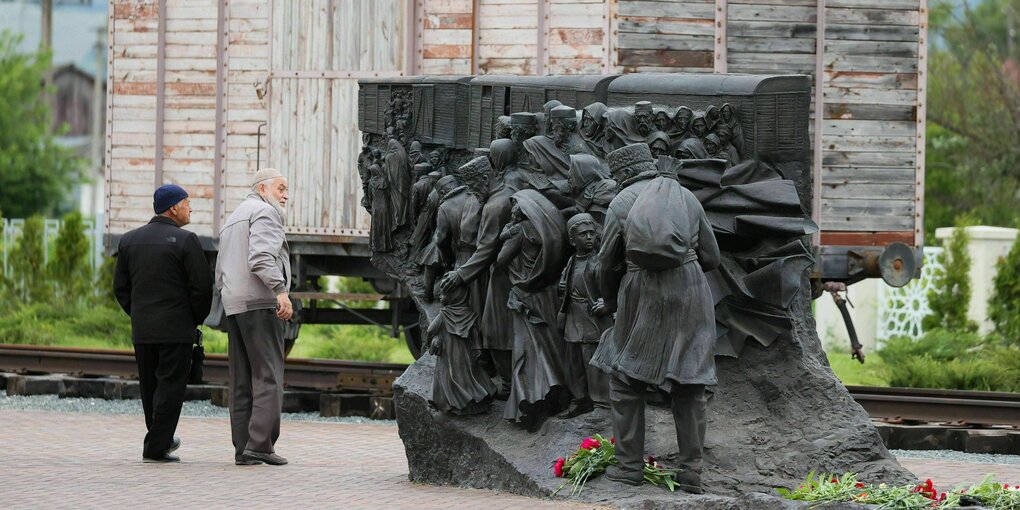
[114,216,214,344]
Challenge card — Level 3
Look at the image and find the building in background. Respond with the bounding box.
[0,0,107,217]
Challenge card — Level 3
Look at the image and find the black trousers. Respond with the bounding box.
[609,376,707,477]
[134,342,192,459]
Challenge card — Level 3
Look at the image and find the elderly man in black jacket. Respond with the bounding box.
[114,184,213,463]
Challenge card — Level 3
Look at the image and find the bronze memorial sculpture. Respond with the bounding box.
[355,73,914,507]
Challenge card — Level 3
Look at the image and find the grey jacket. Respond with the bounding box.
[216,192,291,316]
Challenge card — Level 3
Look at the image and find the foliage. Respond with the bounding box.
[0,302,132,349]
[312,325,414,363]
[827,349,890,387]
[779,472,1020,509]
[924,0,1020,236]
[6,216,50,303]
[989,231,1020,343]
[96,255,118,308]
[0,31,84,217]
[49,211,92,304]
[876,330,1020,392]
[923,226,977,333]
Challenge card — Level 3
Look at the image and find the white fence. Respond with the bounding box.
[876,247,944,341]
[1,215,105,278]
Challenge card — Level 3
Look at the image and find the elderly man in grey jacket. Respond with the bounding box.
[216,167,293,466]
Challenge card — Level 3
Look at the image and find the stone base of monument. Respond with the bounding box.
[393,291,916,509]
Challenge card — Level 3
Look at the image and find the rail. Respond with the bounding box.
[0,344,405,394]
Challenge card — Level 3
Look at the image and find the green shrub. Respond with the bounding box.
[312,325,411,363]
[49,211,91,304]
[988,231,1020,344]
[95,255,118,308]
[887,355,1012,392]
[0,302,131,347]
[878,328,985,366]
[6,216,50,303]
[924,224,978,333]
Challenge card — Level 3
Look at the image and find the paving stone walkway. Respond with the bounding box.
[4,409,1020,509]
[0,409,600,510]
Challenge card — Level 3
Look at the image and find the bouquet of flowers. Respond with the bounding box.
[552,434,683,495]
[779,471,1020,509]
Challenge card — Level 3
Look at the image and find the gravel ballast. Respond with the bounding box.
[0,390,394,425]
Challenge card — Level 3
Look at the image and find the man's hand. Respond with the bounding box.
[276,292,294,321]
[438,272,464,294]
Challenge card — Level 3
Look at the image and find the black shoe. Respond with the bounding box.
[167,436,181,454]
[494,386,511,401]
[604,465,642,486]
[676,471,704,494]
[560,399,595,419]
[235,456,264,466]
[241,449,288,466]
[143,454,180,463]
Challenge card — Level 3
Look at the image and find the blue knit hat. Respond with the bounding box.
[153,184,188,214]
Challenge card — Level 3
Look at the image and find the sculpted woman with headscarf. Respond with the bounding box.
[567,154,617,225]
[495,189,572,430]
[385,138,413,230]
[579,102,608,158]
[368,158,394,252]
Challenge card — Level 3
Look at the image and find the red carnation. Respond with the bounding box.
[610,437,616,444]
[647,455,656,465]
[855,482,865,488]
[554,457,566,477]
[580,438,601,450]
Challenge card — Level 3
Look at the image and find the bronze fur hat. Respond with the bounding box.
[607,143,655,176]
[455,156,493,183]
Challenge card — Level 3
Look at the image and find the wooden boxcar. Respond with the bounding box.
[104,0,927,338]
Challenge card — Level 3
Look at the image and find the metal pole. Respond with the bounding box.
[41,0,53,134]
[90,26,105,219]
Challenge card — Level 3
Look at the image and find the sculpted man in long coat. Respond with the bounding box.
[591,143,721,494]
[438,139,527,398]
[385,138,413,229]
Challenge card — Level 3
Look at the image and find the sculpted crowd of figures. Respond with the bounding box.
[358,99,817,492]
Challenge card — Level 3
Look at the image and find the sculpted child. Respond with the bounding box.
[557,213,613,417]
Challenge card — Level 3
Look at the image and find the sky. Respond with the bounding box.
[0,0,107,78]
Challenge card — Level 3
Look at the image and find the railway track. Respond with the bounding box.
[2,345,1020,427]
[0,344,405,394]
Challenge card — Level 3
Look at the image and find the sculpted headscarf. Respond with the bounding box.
[490,138,518,177]
[675,137,710,160]
[568,154,617,220]
[580,102,608,158]
[509,189,568,292]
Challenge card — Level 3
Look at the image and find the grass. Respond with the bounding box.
[0,301,414,364]
[825,349,891,387]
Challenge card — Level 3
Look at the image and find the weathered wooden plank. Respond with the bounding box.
[825,71,917,90]
[617,19,715,37]
[824,39,917,58]
[727,36,815,53]
[823,86,916,105]
[821,215,915,231]
[827,0,919,8]
[822,120,915,136]
[821,183,914,199]
[618,33,714,51]
[825,23,918,42]
[824,54,918,72]
[824,102,916,121]
[618,1,713,19]
[729,4,815,23]
[618,49,713,67]
[821,198,915,216]
[822,166,915,184]
[822,134,914,152]
[823,151,915,167]
[826,7,919,26]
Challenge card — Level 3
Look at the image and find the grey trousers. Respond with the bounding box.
[227,309,285,457]
[609,376,707,477]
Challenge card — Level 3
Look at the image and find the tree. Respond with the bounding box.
[923,223,978,333]
[925,0,1020,236]
[7,216,50,303]
[50,211,91,303]
[989,230,1020,343]
[0,30,84,218]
